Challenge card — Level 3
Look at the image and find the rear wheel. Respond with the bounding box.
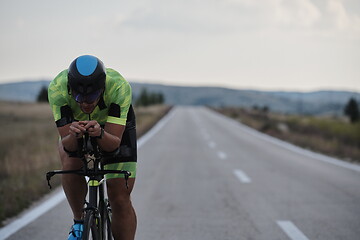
[82,210,99,240]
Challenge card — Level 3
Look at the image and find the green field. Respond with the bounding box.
[0,101,170,226]
[213,107,360,163]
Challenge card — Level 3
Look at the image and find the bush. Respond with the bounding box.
[37,86,49,102]
[344,98,359,123]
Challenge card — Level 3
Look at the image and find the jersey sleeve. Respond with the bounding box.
[106,80,132,126]
[48,71,73,127]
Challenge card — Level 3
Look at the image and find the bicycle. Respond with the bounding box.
[46,133,131,240]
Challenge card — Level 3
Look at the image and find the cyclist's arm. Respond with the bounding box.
[58,121,124,153]
[98,122,125,152]
[48,71,83,152]
[58,122,86,152]
[96,75,130,152]
[82,120,124,152]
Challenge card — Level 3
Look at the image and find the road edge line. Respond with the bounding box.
[0,107,176,240]
[277,220,310,240]
[0,190,66,240]
[209,108,360,173]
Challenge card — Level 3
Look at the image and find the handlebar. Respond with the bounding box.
[46,168,131,189]
[46,132,131,189]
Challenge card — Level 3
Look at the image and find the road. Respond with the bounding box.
[4,106,360,240]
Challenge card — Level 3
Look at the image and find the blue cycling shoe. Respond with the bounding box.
[68,222,83,240]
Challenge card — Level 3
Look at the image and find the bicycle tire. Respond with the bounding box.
[100,199,113,240]
[105,201,112,240]
[83,210,100,240]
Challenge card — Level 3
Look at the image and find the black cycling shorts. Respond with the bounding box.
[101,105,137,164]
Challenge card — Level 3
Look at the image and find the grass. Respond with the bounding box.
[0,101,171,226]
[212,107,360,163]
[0,102,60,225]
[135,104,172,138]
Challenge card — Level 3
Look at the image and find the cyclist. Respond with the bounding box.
[48,55,137,240]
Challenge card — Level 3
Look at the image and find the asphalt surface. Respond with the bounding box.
[5,106,360,240]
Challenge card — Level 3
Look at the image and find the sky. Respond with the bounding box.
[0,0,359,92]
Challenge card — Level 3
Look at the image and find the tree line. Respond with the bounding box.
[37,86,165,106]
[134,88,165,107]
[37,86,358,122]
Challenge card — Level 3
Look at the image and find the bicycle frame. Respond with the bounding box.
[46,133,131,239]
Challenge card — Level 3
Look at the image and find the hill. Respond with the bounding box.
[0,80,359,115]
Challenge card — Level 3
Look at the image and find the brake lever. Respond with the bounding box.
[124,172,130,189]
[46,172,55,189]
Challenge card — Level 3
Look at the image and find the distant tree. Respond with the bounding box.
[262,105,269,113]
[136,88,149,106]
[151,92,165,105]
[135,88,165,106]
[158,93,164,104]
[344,98,359,123]
[149,92,157,105]
[37,86,49,102]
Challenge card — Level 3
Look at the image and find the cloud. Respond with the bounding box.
[327,0,360,32]
[272,0,321,27]
[118,1,239,34]
[225,0,322,28]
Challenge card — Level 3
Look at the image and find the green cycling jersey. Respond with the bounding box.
[48,68,132,127]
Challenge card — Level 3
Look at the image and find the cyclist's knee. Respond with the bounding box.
[107,179,134,211]
[58,143,82,170]
[110,193,132,211]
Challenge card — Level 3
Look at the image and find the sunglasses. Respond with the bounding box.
[72,89,103,104]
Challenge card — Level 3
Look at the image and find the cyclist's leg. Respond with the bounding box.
[105,111,137,240]
[58,141,87,220]
[106,176,136,240]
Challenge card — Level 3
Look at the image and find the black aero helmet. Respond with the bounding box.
[68,55,106,95]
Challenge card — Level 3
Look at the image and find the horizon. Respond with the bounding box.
[0,78,359,94]
[1,0,359,92]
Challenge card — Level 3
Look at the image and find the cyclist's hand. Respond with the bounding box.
[80,120,102,138]
[69,122,87,138]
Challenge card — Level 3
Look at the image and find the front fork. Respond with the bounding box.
[86,180,110,239]
[84,179,100,222]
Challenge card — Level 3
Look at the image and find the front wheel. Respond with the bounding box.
[100,199,112,240]
[82,210,100,240]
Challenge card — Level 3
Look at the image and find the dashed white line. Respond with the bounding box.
[212,109,360,173]
[277,221,310,240]
[217,151,227,160]
[233,169,251,183]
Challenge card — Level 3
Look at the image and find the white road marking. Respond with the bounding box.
[138,108,176,148]
[277,221,310,240]
[0,108,176,240]
[208,141,216,148]
[233,169,251,183]
[0,191,66,240]
[217,151,227,160]
[212,110,360,173]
